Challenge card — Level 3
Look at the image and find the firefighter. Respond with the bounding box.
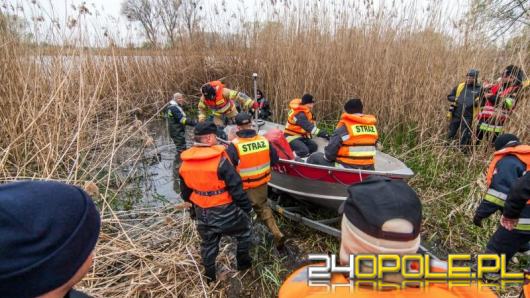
[226,113,285,246]
[278,176,496,298]
[167,93,197,157]
[475,136,530,264]
[179,121,254,283]
[446,69,481,149]
[473,134,529,228]
[501,172,530,231]
[284,94,329,157]
[476,65,526,144]
[198,80,258,127]
[308,98,378,170]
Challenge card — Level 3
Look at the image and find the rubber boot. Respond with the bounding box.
[237,254,252,271]
[204,265,216,283]
[265,217,285,247]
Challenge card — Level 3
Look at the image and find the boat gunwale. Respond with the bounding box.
[274,157,414,179]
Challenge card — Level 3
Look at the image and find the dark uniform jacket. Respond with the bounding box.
[475,155,526,220]
[168,102,194,126]
[324,125,348,164]
[287,112,319,136]
[447,83,482,119]
[504,172,530,219]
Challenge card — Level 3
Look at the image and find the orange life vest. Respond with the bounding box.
[232,135,272,189]
[486,145,530,186]
[336,113,378,166]
[179,145,233,208]
[484,145,530,208]
[203,80,230,111]
[284,98,315,137]
[279,264,497,298]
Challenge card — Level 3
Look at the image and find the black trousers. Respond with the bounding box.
[168,122,186,152]
[289,137,318,157]
[447,117,473,147]
[486,226,530,261]
[195,204,252,280]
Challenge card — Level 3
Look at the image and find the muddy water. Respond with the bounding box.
[138,119,191,206]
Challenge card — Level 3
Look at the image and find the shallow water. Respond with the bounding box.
[138,119,191,206]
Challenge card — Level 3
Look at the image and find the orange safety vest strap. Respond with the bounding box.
[486,145,530,186]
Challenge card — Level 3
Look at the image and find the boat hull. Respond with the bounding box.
[231,121,414,211]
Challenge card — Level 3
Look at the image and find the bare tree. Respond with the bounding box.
[180,0,201,39]
[121,0,158,46]
[156,0,181,45]
[470,0,530,37]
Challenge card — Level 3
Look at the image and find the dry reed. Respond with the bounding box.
[1,1,529,297]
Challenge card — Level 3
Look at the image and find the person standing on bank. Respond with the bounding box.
[179,121,254,283]
[473,134,529,228]
[446,69,482,150]
[476,135,530,263]
[284,94,329,157]
[476,65,526,143]
[226,113,285,247]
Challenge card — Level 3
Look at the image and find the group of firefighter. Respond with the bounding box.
[1,68,528,297]
[166,69,529,296]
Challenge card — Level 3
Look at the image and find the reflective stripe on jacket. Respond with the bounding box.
[284,98,317,139]
[232,135,271,189]
[485,145,530,230]
[179,145,233,208]
[335,113,378,166]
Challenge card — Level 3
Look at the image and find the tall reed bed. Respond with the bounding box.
[0,1,528,296]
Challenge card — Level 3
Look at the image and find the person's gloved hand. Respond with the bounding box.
[317,130,330,140]
[472,214,483,227]
[245,209,257,221]
[187,119,197,127]
[501,215,518,231]
[249,209,257,221]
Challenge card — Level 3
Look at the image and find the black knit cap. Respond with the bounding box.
[343,176,422,241]
[194,121,218,136]
[344,98,363,114]
[466,69,479,78]
[494,133,520,151]
[301,93,314,105]
[235,112,252,126]
[0,181,101,297]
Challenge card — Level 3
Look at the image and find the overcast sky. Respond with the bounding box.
[7,0,469,46]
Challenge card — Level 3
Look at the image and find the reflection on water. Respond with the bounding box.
[139,119,191,206]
